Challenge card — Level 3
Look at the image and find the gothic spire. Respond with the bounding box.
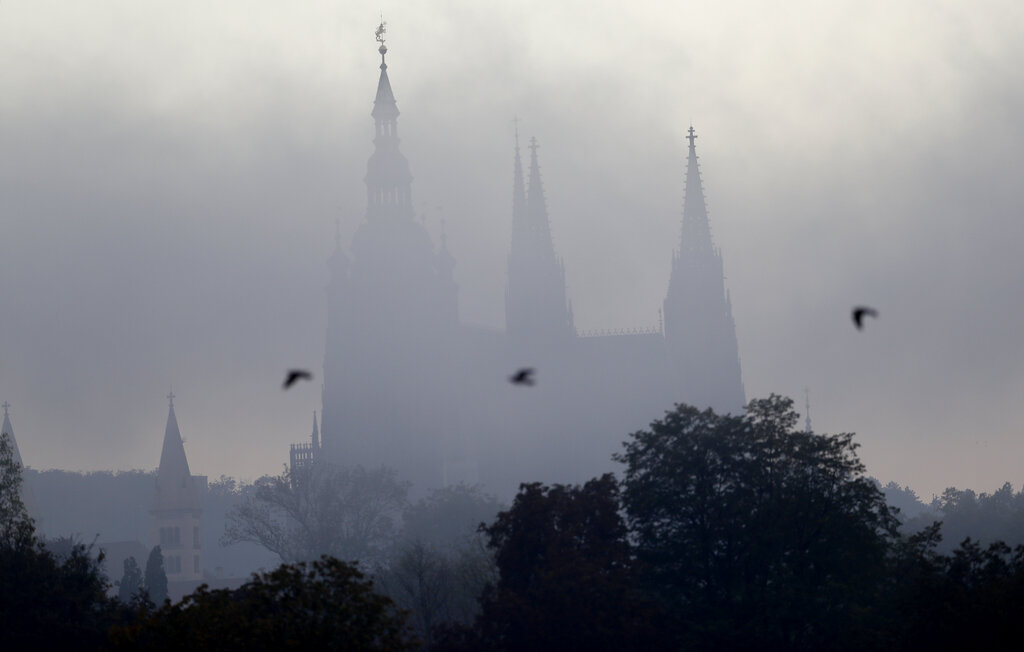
[681,125,713,255]
[512,120,527,231]
[152,391,200,512]
[526,136,555,254]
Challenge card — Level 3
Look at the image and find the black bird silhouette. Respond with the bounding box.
[283,369,313,390]
[852,306,879,330]
[509,368,535,386]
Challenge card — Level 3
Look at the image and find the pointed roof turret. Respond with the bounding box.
[371,21,399,122]
[680,125,714,255]
[1,401,22,468]
[152,391,200,513]
[311,410,320,450]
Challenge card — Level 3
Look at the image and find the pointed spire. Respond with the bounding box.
[681,125,713,254]
[152,393,200,512]
[311,410,320,450]
[512,119,527,228]
[1,401,22,468]
[526,137,553,242]
[372,20,399,122]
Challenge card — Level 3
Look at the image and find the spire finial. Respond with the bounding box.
[687,125,697,149]
[513,116,521,148]
[529,135,539,155]
[167,388,175,408]
[375,18,388,63]
[1,401,9,417]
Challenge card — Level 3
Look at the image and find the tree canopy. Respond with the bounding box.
[615,395,899,650]
[223,463,409,564]
[109,556,416,651]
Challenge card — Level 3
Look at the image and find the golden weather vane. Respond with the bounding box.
[375,18,387,46]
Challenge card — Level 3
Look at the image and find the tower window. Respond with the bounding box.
[193,526,200,548]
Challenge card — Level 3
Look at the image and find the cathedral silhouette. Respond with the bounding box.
[293,33,744,496]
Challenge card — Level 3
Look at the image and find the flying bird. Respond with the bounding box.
[283,369,314,390]
[509,368,535,386]
[852,306,879,330]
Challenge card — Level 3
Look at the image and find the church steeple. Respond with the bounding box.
[152,390,199,513]
[150,391,203,583]
[663,126,745,413]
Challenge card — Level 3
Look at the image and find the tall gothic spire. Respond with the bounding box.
[525,137,556,259]
[681,125,713,255]
[506,132,573,339]
[512,121,527,232]
[663,126,745,413]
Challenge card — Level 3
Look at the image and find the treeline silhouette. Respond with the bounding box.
[6,398,1024,650]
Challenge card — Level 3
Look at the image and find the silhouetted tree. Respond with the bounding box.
[0,432,34,550]
[118,555,144,603]
[457,474,658,651]
[223,463,409,564]
[0,433,120,647]
[616,395,899,650]
[109,556,416,650]
[401,483,503,550]
[144,545,168,604]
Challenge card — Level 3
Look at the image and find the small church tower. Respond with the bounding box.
[150,391,203,583]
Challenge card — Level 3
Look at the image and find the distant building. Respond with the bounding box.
[295,31,745,494]
[150,392,203,584]
[289,411,321,475]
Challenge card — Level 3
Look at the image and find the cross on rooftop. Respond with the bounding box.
[687,125,698,147]
[1,401,9,416]
[167,390,175,407]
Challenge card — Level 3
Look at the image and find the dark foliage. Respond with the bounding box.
[616,395,899,650]
[0,433,126,648]
[144,545,168,604]
[109,556,417,650]
[118,555,143,603]
[450,474,659,651]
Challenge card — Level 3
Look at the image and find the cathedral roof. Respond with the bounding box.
[152,393,200,513]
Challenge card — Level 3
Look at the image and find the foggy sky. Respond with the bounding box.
[1,0,1022,498]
